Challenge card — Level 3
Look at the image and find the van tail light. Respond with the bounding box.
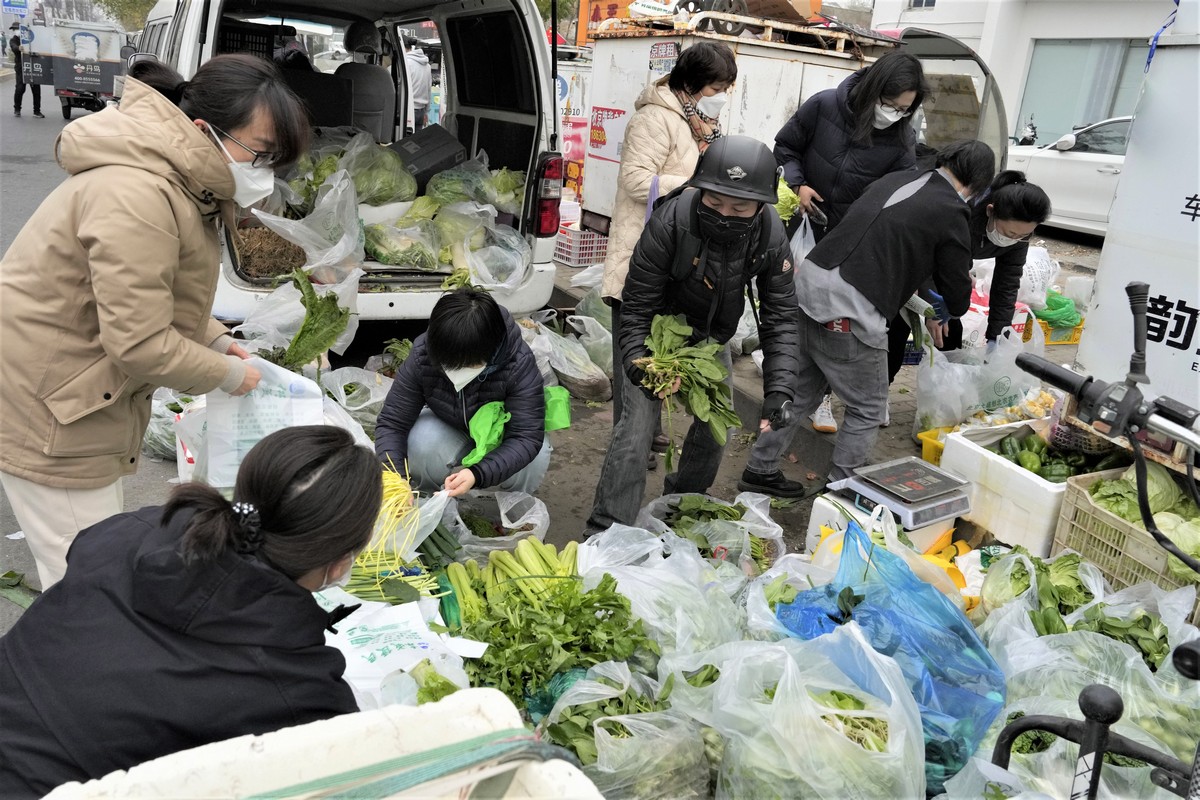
[532,152,564,237]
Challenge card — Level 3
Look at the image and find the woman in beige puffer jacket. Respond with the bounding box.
[600,42,739,303]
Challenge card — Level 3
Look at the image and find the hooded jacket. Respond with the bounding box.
[374,310,546,488]
[0,78,241,489]
[405,49,432,108]
[618,192,800,400]
[0,506,357,798]
[773,70,917,233]
[601,76,702,301]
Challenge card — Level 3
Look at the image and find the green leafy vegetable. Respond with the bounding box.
[397,196,441,227]
[543,675,673,765]
[363,223,440,270]
[409,658,462,705]
[774,180,800,223]
[342,143,417,205]
[808,689,889,752]
[259,270,351,371]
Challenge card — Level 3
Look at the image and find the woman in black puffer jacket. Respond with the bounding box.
[375,289,550,496]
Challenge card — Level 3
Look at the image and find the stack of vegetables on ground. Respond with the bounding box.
[662,495,775,574]
[636,315,742,469]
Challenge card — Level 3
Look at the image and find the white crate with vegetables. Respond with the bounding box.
[940,419,1129,557]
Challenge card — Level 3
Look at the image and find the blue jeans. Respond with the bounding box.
[587,345,733,531]
[746,309,888,482]
[406,409,552,494]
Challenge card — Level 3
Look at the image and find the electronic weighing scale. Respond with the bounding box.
[827,456,972,530]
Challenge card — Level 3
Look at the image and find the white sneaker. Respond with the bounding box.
[810,395,838,433]
[881,400,891,428]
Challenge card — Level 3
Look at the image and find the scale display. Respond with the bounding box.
[855,457,968,503]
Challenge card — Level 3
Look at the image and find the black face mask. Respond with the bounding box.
[697,204,758,244]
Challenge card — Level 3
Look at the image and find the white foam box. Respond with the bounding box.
[805,493,955,556]
[939,417,1062,557]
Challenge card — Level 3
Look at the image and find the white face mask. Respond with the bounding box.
[696,91,728,119]
[210,129,275,208]
[444,364,486,392]
[986,218,1024,248]
[873,102,908,129]
[319,559,353,592]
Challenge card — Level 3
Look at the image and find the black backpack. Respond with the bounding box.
[655,185,787,333]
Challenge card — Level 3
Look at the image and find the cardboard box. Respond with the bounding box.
[940,418,1064,557]
[389,125,468,193]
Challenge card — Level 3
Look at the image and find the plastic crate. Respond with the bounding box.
[1023,314,1084,346]
[917,426,954,466]
[553,226,608,268]
[901,341,926,366]
[1053,468,1200,626]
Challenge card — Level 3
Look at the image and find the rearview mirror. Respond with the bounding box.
[1055,133,1077,151]
[119,44,136,61]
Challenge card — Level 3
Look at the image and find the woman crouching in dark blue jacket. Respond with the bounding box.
[375,289,550,496]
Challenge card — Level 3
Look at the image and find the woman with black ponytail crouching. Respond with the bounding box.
[0,426,383,799]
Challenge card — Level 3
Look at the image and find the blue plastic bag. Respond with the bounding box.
[776,520,1006,794]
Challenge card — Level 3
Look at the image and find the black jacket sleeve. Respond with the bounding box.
[985,242,1030,340]
[616,205,677,387]
[755,224,800,400]
[932,214,974,318]
[471,325,546,488]
[773,97,820,189]
[373,337,428,471]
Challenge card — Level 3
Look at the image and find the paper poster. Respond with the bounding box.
[588,106,629,164]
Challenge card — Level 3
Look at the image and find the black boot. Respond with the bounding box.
[737,468,806,498]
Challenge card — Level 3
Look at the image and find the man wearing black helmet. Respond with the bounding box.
[587,135,801,532]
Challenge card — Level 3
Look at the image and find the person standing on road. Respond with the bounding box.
[885,170,1052,374]
[739,140,996,496]
[404,36,432,130]
[10,25,43,118]
[587,136,801,532]
[773,50,929,433]
[375,289,551,497]
[601,41,738,462]
[0,426,381,799]
[0,55,310,589]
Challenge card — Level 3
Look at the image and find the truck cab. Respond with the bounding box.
[139,0,563,323]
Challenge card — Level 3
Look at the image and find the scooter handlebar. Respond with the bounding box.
[1015,353,1092,400]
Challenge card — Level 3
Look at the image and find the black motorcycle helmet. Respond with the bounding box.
[689,135,779,204]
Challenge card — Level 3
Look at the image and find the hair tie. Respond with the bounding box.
[231,501,264,553]
[166,80,189,106]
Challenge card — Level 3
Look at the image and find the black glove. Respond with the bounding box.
[762,392,794,430]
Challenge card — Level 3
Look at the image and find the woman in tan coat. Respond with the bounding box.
[601,42,738,443]
[0,55,309,588]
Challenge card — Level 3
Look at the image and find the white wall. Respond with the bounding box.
[872,0,1176,138]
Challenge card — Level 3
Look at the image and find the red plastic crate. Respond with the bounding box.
[554,226,608,268]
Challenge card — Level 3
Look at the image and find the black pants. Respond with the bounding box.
[14,79,41,114]
[887,314,964,384]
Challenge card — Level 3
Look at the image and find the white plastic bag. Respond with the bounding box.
[575,286,613,332]
[143,388,196,459]
[739,554,836,641]
[636,492,786,577]
[253,169,365,283]
[569,263,605,290]
[444,492,550,561]
[1017,246,1059,311]
[528,314,611,402]
[567,314,613,378]
[728,304,759,355]
[575,525,666,575]
[788,213,815,269]
[321,397,373,449]
[205,357,325,487]
[233,267,365,356]
[587,712,709,800]
[468,224,533,292]
[320,367,393,439]
[338,131,418,205]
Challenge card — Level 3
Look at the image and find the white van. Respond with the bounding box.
[138,0,563,322]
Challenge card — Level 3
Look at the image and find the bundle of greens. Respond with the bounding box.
[487,167,526,215]
[1005,711,1146,767]
[363,222,440,270]
[981,547,1095,617]
[1038,602,1172,672]
[258,270,351,372]
[287,150,342,216]
[340,140,418,205]
[662,496,775,573]
[762,574,799,611]
[427,160,493,207]
[808,689,890,752]
[635,315,742,461]
[397,196,441,227]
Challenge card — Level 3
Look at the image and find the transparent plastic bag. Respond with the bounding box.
[777,519,1007,794]
[587,711,710,800]
[143,388,196,459]
[233,267,365,356]
[426,158,494,207]
[516,316,559,387]
[320,367,392,440]
[321,397,373,449]
[444,492,549,561]
[576,525,666,575]
[363,219,447,273]
[570,263,605,290]
[636,492,785,577]
[338,131,417,205]
[253,169,365,283]
[1017,246,1060,311]
[576,286,613,333]
[728,304,759,355]
[582,547,744,656]
[567,314,613,378]
[467,224,533,292]
[528,317,611,402]
[664,628,926,800]
[545,661,659,728]
[938,757,1055,800]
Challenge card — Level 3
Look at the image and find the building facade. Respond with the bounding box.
[871,0,1176,144]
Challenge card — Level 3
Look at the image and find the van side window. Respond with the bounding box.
[445,13,534,114]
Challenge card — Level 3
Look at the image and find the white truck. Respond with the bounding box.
[14,18,126,118]
[579,14,1010,234]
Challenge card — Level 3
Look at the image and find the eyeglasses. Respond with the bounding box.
[879,100,912,116]
[209,123,278,168]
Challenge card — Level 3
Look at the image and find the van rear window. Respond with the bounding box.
[445,13,535,114]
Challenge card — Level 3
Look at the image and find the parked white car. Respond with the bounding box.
[1007,116,1132,237]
